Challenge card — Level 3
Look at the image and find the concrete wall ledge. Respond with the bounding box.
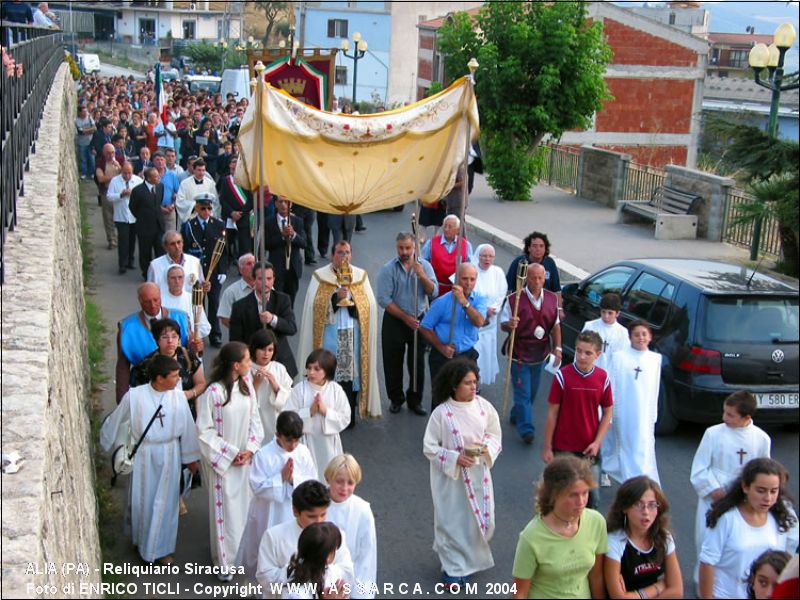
[1,63,102,598]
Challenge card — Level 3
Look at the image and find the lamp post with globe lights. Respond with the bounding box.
[340,32,368,104]
[746,23,799,260]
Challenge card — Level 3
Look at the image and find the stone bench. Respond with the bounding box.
[617,185,701,240]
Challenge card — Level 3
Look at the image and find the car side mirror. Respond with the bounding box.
[562,282,579,297]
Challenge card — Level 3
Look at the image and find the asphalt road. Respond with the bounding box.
[85,183,798,599]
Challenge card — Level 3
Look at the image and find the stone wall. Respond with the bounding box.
[576,145,630,208]
[665,165,736,241]
[1,64,102,598]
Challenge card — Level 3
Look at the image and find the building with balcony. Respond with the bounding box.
[295,1,481,106]
[50,1,242,46]
[706,32,776,78]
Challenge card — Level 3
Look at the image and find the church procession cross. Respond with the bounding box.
[737,448,748,465]
[633,366,642,380]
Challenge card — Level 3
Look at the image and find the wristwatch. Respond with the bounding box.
[462,301,471,310]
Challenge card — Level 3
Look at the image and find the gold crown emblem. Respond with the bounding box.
[278,77,307,95]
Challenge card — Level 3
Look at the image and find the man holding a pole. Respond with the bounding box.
[500,263,562,445]
[377,232,438,416]
[420,262,486,411]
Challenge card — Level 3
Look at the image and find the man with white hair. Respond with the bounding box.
[33,2,58,29]
[421,214,473,295]
[218,253,256,329]
[161,264,211,343]
[107,161,142,274]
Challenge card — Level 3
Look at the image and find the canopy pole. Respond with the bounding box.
[254,61,268,327]
[448,58,479,348]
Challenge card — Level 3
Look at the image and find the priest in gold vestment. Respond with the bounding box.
[297,240,382,425]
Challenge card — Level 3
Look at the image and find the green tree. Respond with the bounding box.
[255,1,290,47]
[184,41,247,71]
[437,2,612,201]
[708,118,799,275]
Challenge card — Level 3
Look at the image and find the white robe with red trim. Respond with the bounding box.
[197,378,264,569]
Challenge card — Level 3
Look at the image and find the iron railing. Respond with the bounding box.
[722,187,782,258]
[621,161,667,202]
[538,143,580,192]
[1,22,64,283]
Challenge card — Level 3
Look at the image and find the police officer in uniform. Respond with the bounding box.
[181,193,228,347]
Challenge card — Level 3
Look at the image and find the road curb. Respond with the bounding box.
[466,215,590,283]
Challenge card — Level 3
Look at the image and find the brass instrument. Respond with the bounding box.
[335,257,355,308]
[501,260,528,418]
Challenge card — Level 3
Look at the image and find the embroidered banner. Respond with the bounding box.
[235,77,479,214]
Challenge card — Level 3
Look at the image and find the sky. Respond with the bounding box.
[615,1,800,70]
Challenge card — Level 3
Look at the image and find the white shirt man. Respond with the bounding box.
[218,253,256,328]
[176,160,218,227]
[107,168,143,224]
[147,231,204,293]
[33,2,57,28]
[161,264,212,339]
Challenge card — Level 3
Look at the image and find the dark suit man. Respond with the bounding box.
[265,197,306,308]
[218,154,253,257]
[129,167,167,278]
[229,261,298,378]
[181,193,228,347]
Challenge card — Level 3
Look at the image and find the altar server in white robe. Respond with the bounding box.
[606,320,662,485]
[197,341,264,581]
[237,410,317,578]
[581,292,629,479]
[690,390,771,581]
[256,480,355,598]
[286,349,351,481]
[100,355,200,565]
[472,244,508,385]
[249,329,294,444]
[423,358,502,586]
[324,454,377,599]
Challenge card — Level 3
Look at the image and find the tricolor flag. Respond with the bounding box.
[155,63,169,125]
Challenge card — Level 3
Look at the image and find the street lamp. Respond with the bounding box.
[340,32,368,104]
[746,23,799,259]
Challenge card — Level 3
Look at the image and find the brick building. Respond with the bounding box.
[417,2,709,167]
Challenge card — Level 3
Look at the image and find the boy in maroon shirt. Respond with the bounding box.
[542,330,613,508]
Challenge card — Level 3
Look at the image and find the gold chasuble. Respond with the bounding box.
[297,264,381,418]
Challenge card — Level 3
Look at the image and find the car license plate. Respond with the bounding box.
[756,392,800,409]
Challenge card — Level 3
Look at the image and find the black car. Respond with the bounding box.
[560,259,799,434]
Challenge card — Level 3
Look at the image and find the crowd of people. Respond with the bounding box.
[88,71,798,599]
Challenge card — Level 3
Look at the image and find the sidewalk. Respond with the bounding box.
[464,174,748,282]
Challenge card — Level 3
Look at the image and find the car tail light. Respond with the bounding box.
[678,346,722,375]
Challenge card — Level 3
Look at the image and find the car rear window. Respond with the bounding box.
[704,296,799,343]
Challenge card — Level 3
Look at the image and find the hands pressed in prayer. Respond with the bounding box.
[281,457,294,482]
[310,392,328,417]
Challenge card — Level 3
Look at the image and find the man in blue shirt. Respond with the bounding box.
[420,262,487,410]
[376,232,438,416]
[153,151,180,230]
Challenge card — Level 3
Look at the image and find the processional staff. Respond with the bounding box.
[502,259,528,418]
